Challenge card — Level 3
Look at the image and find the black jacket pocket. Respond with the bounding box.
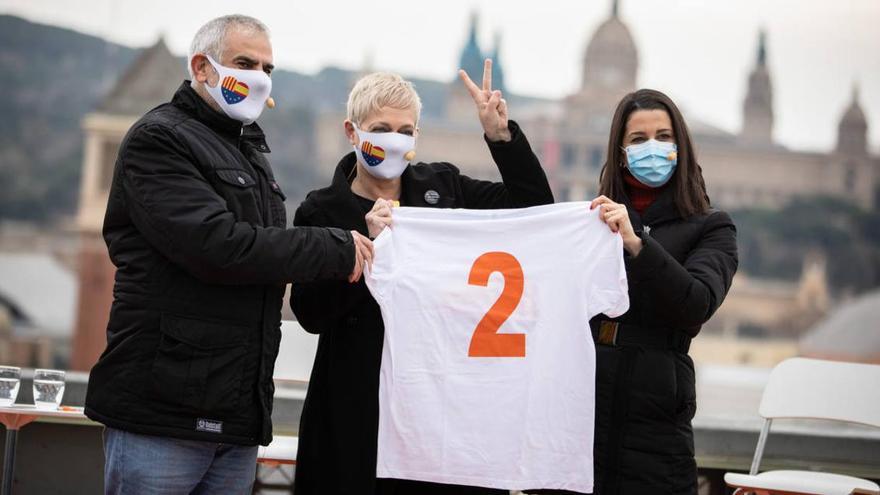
[151,313,250,416]
[215,169,256,188]
[213,169,261,221]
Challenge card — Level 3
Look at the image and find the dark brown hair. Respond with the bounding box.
[598,88,710,217]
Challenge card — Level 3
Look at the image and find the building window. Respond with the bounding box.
[845,163,857,193]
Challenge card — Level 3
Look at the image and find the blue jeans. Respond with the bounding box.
[103,427,258,495]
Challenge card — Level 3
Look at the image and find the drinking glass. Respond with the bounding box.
[33,369,65,410]
[0,366,21,407]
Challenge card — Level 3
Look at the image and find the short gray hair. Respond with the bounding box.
[188,15,270,77]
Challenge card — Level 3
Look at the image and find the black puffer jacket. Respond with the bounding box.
[591,188,738,495]
[85,82,355,446]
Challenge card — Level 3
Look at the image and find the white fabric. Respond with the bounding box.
[725,470,880,495]
[365,202,629,492]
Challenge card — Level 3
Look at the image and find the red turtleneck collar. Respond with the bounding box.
[624,172,663,215]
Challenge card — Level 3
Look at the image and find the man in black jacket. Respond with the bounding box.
[85,15,373,494]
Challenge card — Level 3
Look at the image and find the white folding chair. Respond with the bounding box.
[724,357,880,495]
[255,320,317,486]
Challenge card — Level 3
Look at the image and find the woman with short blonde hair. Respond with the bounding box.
[291,61,554,494]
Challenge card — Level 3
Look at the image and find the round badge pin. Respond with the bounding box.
[424,190,440,205]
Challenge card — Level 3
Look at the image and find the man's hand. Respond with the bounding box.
[348,231,374,283]
[365,198,394,239]
[459,59,511,143]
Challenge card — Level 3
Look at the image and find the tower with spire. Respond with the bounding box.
[446,12,508,122]
[490,32,506,96]
[739,30,774,146]
[580,0,636,94]
[458,12,484,86]
[837,84,868,156]
[564,0,638,132]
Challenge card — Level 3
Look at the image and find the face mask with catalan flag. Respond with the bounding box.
[204,55,272,125]
[353,125,416,180]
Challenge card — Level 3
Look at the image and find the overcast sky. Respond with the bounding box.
[2,0,878,154]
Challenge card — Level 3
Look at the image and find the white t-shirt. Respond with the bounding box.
[365,201,629,493]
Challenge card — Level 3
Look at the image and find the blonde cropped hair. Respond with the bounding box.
[347,72,422,126]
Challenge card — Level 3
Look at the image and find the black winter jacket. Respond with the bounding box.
[85,82,355,446]
[591,188,738,495]
[290,122,554,494]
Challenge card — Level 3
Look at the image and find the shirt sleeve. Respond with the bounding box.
[588,254,630,319]
[586,220,630,319]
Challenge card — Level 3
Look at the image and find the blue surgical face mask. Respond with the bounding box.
[624,139,678,187]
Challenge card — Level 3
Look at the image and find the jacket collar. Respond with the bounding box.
[330,153,359,196]
[171,81,270,151]
[331,153,441,208]
[621,184,682,229]
[323,154,372,235]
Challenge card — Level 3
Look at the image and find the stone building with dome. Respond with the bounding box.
[800,289,880,364]
[67,2,876,368]
[316,0,878,211]
[534,1,878,210]
[309,0,875,347]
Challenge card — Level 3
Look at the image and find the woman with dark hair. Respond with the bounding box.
[588,88,738,494]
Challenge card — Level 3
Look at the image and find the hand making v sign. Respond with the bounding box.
[458,59,512,143]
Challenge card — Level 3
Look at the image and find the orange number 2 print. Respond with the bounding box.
[467,252,526,357]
